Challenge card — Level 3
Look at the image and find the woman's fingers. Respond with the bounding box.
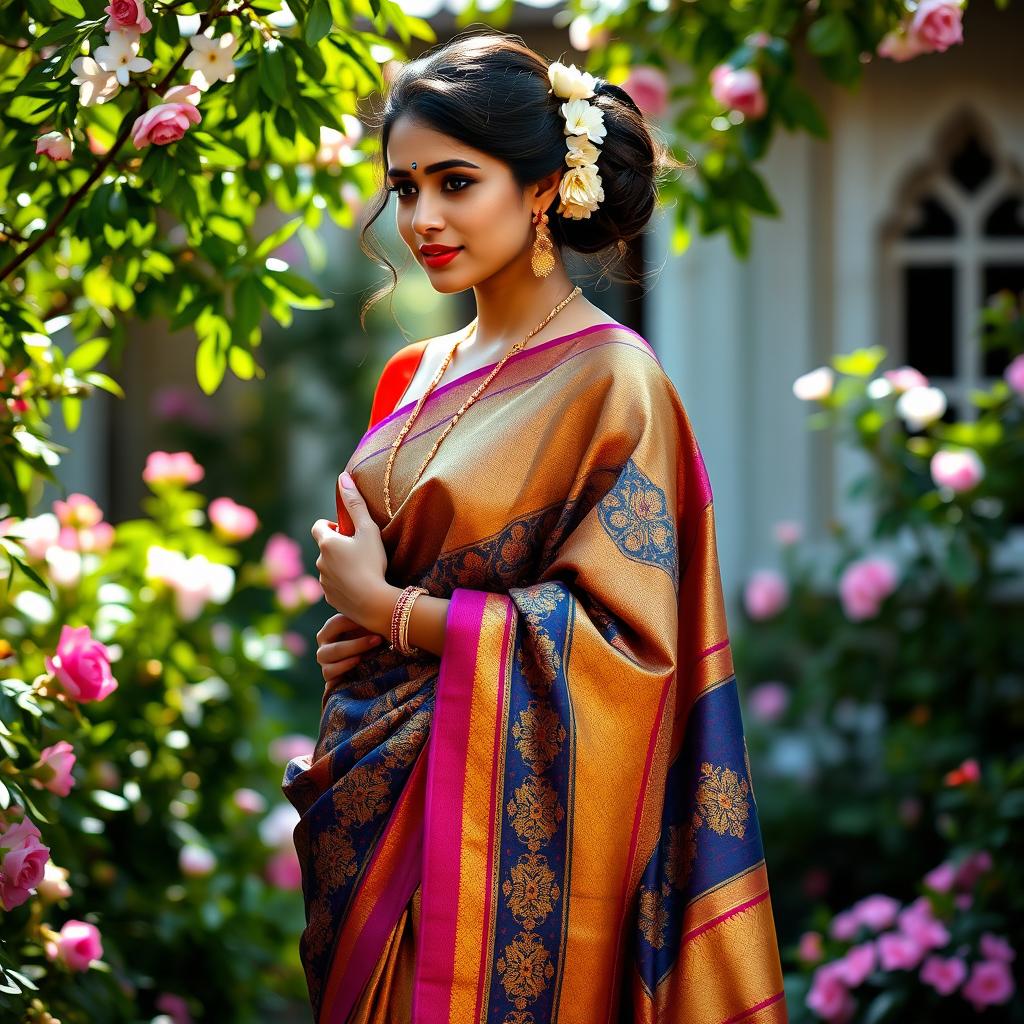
[315,612,367,646]
[316,632,382,667]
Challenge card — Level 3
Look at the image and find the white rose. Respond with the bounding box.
[560,97,606,145]
[548,61,596,101]
[565,134,599,168]
[558,163,604,219]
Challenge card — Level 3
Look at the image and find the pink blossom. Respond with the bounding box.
[877,930,926,970]
[263,533,304,587]
[954,893,973,911]
[1005,353,1024,395]
[944,757,982,788]
[851,894,901,932]
[953,849,991,889]
[35,130,74,162]
[30,740,76,797]
[131,101,202,148]
[143,450,204,486]
[799,930,824,964]
[179,843,216,877]
[269,733,315,764]
[8,512,60,560]
[806,960,856,1022]
[910,0,965,53]
[877,26,928,62]
[283,631,307,656]
[0,814,50,911]
[743,569,789,620]
[773,519,802,546]
[276,574,323,611]
[37,860,72,902]
[232,788,267,815]
[979,933,1016,963]
[53,492,103,529]
[883,366,929,393]
[961,959,1016,1011]
[709,65,767,119]
[153,386,215,426]
[747,681,790,723]
[920,954,968,995]
[897,898,950,951]
[265,845,303,890]
[208,497,259,542]
[829,909,861,942]
[836,941,876,987]
[155,993,193,1024]
[621,65,669,118]
[923,861,957,893]
[44,919,103,972]
[58,520,115,554]
[44,624,118,702]
[930,448,984,492]
[838,556,899,621]
[104,0,152,34]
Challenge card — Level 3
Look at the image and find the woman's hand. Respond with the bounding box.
[311,472,393,632]
[316,612,383,694]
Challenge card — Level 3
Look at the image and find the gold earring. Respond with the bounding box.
[531,210,555,278]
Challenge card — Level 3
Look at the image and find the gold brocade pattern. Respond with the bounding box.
[696,761,751,839]
[637,884,671,950]
[664,810,701,890]
[496,929,556,1008]
[512,701,567,775]
[506,774,564,853]
[502,852,561,929]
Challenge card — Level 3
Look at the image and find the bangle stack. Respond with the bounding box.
[390,585,427,656]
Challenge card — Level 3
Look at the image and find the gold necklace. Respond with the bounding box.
[383,285,583,521]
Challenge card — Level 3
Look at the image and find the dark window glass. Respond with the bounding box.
[904,195,957,239]
[981,265,1024,376]
[949,133,994,194]
[905,265,956,376]
[983,195,1024,238]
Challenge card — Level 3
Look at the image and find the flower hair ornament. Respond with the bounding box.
[547,60,607,220]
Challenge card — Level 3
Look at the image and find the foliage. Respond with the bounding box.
[0,460,322,1022]
[732,290,1024,1021]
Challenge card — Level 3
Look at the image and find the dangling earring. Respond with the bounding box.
[531,210,555,278]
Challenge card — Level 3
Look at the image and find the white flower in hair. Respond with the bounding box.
[565,134,599,168]
[548,60,596,101]
[559,97,606,145]
[558,163,604,220]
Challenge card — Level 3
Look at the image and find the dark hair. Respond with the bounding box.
[356,29,688,327]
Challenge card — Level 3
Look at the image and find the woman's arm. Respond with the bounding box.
[368,583,449,659]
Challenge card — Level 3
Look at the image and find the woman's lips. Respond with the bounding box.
[422,247,462,268]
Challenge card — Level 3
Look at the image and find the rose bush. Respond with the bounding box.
[0,454,324,1022]
[733,289,1024,1022]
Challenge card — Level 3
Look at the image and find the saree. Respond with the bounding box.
[282,321,788,1024]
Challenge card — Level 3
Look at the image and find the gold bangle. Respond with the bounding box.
[398,586,427,656]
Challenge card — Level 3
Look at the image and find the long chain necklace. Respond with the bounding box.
[383,285,583,521]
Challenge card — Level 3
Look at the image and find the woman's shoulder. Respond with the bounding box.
[367,336,432,428]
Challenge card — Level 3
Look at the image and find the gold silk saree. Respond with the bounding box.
[282,322,788,1024]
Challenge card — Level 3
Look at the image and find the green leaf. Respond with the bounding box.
[254,217,303,260]
[50,0,85,17]
[259,49,287,101]
[305,0,333,46]
[834,347,886,378]
[82,372,125,398]
[807,13,853,56]
[62,395,82,432]
[67,338,110,372]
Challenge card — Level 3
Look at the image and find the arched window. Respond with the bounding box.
[881,114,1024,423]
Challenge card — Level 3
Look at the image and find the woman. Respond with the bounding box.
[284,31,788,1024]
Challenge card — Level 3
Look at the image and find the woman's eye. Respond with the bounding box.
[389,176,473,199]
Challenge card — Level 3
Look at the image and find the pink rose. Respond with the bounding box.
[35,130,74,162]
[621,65,669,118]
[877,930,926,970]
[806,960,855,1023]
[923,861,956,893]
[30,740,77,797]
[155,993,193,1024]
[979,933,1016,963]
[747,681,790,723]
[829,909,861,942]
[910,0,964,53]
[131,101,202,149]
[838,556,898,621]
[44,919,103,972]
[883,366,929,393]
[263,533,304,587]
[743,569,789,620]
[104,0,152,34]
[930,448,984,492]
[44,624,119,702]
[0,815,50,911]
[208,497,259,542]
[961,959,1015,1011]
[265,845,303,890]
[897,898,950,951]
[851,894,901,932]
[799,930,824,964]
[53,493,103,528]
[920,954,968,995]
[1005,353,1024,395]
[836,942,876,987]
[143,450,204,486]
[710,65,767,120]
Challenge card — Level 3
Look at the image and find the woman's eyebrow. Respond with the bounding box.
[386,159,481,179]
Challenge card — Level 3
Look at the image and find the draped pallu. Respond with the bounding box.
[282,323,788,1024]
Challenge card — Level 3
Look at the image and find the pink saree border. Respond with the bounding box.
[412,588,493,1023]
[362,321,655,445]
[320,748,427,1024]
